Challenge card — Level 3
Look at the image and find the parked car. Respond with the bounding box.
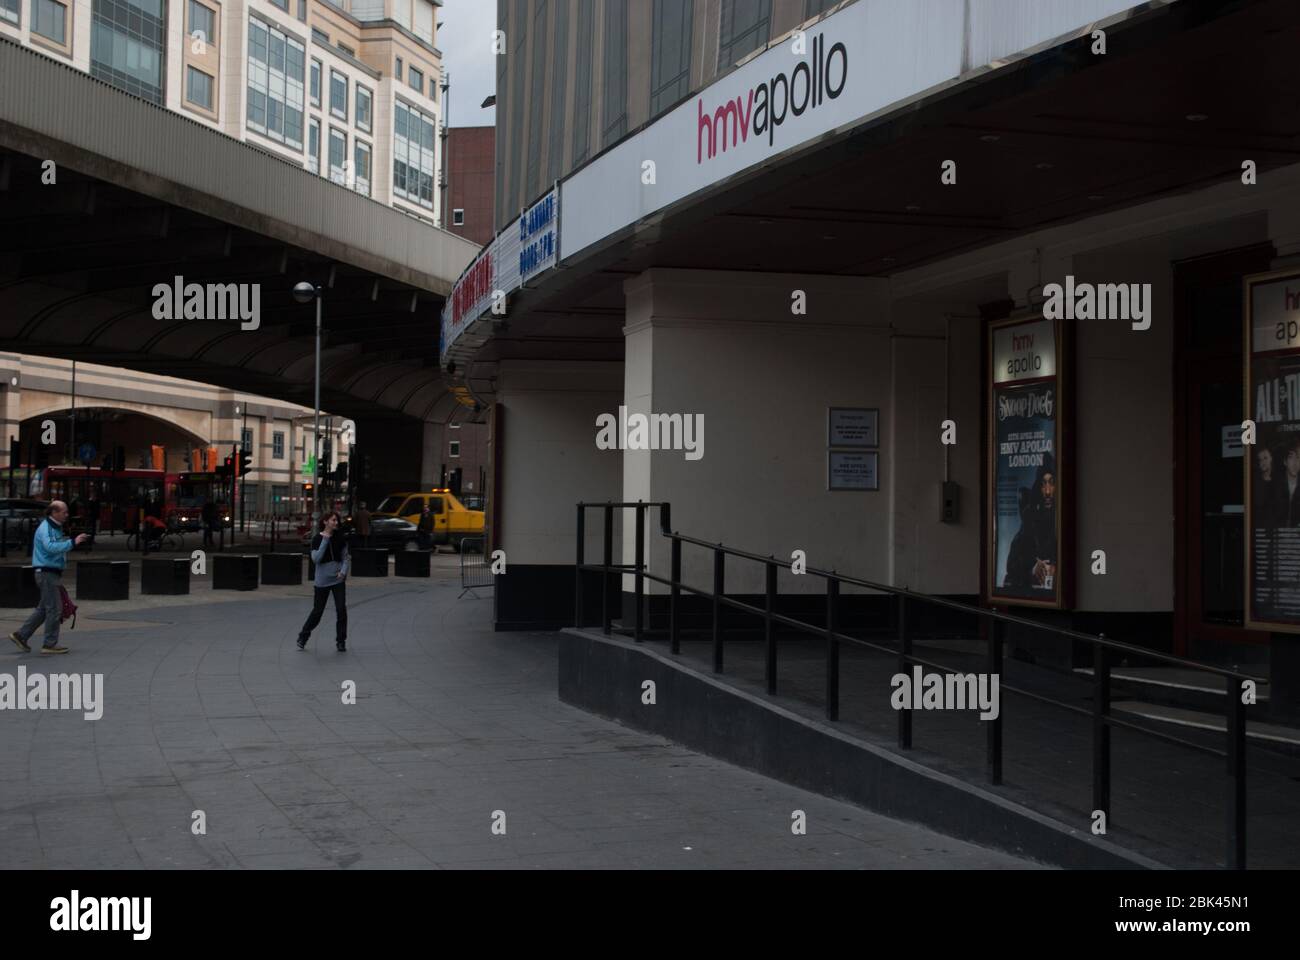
[300,515,418,554]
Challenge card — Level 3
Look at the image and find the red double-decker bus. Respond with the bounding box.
[23,466,230,531]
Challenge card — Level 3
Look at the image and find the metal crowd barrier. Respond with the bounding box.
[459,536,493,598]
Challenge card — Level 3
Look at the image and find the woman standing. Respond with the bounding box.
[298,511,350,651]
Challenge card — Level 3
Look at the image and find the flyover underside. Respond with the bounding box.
[0,143,453,424]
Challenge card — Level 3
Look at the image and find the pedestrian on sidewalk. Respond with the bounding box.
[354,501,371,548]
[416,504,433,550]
[298,510,350,652]
[9,500,89,655]
[201,499,216,548]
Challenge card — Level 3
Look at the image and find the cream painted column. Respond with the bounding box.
[622,268,892,597]
[493,357,623,629]
[495,357,624,562]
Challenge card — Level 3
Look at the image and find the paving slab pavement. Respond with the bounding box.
[0,571,1042,869]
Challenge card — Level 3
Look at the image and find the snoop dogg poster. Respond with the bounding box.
[989,317,1064,608]
[1245,268,1300,632]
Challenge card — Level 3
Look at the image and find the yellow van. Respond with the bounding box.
[371,488,485,551]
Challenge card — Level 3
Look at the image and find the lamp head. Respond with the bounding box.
[292,281,317,304]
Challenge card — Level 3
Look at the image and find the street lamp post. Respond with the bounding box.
[292,282,323,521]
[236,403,248,534]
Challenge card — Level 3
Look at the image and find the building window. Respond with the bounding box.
[0,0,19,26]
[393,100,435,209]
[449,440,460,458]
[272,431,285,459]
[91,0,165,103]
[394,56,402,81]
[187,0,214,48]
[355,84,372,132]
[354,139,371,196]
[651,0,692,118]
[241,427,253,452]
[337,42,353,57]
[452,208,464,226]
[329,69,347,120]
[601,0,627,147]
[719,0,771,69]
[311,27,329,45]
[409,65,423,95]
[328,126,347,184]
[297,0,306,21]
[33,0,68,46]
[185,65,214,110]
[268,0,288,11]
[571,0,594,166]
[309,58,321,106]
[307,116,320,173]
[805,0,835,15]
[246,18,306,149]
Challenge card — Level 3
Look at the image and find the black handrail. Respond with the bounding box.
[574,500,1253,869]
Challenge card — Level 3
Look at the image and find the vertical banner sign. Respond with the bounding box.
[1245,268,1300,632]
[988,316,1064,608]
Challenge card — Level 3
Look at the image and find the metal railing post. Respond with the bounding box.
[1092,638,1111,823]
[1226,674,1247,869]
[669,535,681,655]
[602,504,613,636]
[764,559,777,695]
[575,504,585,629]
[987,612,1003,785]
[712,547,724,673]
[825,577,839,721]
[633,503,645,642]
[898,592,911,749]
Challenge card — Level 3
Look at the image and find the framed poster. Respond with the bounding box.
[829,450,878,491]
[1244,267,1300,633]
[828,407,878,447]
[987,314,1065,608]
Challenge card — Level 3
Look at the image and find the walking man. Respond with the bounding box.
[9,500,88,655]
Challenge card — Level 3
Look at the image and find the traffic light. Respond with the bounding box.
[303,482,314,494]
[239,451,253,477]
[218,455,232,478]
[334,461,348,483]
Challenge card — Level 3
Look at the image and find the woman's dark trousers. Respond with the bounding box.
[299,582,347,643]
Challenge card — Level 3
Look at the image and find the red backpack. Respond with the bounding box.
[57,584,77,629]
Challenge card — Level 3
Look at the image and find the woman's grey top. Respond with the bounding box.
[310,533,351,588]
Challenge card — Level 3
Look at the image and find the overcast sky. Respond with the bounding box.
[439,0,498,128]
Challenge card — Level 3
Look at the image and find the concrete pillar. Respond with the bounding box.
[621,268,892,602]
[493,358,623,630]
